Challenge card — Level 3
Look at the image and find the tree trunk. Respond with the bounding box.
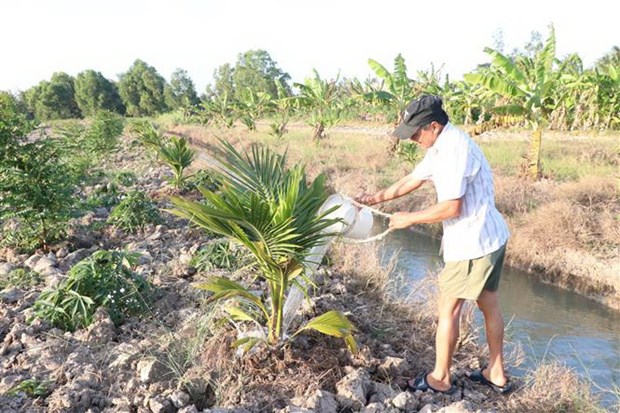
[528,129,542,180]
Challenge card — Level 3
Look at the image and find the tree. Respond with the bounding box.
[232,49,291,99]
[23,72,81,120]
[206,63,234,100]
[207,50,291,101]
[294,70,343,140]
[464,25,560,179]
[74,70,125,116]
[164,68,199,110]
[595,46,620,70]
[118,59,168,117]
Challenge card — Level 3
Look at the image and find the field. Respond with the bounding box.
[0,118,618,412]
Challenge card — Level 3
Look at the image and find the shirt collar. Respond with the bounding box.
[429,122,452,154]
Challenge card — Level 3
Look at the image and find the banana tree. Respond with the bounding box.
[169,140,357,353]
[367,54,417,151]
[464,25,560,180]
[294,69,343,140]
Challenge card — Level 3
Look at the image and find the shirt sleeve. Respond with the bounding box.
[410,153,432,181]
[434,141,479,202]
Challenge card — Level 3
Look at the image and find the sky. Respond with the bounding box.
[1,0,618,94]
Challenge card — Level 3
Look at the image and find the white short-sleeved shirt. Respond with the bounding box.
[411,122,509,261]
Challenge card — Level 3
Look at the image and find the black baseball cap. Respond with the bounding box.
[393,95,449,140]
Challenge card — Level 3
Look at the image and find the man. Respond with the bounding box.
[356,95,513,395]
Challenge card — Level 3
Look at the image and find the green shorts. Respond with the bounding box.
[438,244,507,300]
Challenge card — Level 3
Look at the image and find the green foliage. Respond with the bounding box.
[164,68,199,110]
[118,59,169,117]
[0,100,77,251]
[158,136,196,188]
[83,110,125,154]
[107,191,161,233]
[186,169,221,192]
[395,140,423,166]
[294,69,344,140]
[0,268,43,290]
[74,70,125,116]
[32,250,153,331]
[464,25,559,179]
[207,49,291,101]
[130,119,164,152]
[170,140,356,352]
[190,239,245,272]
[54,111,124,186]
[367,53,416,118]
[83,182,121,209]
[6,378,53,397]
[112,171,138,187]
[23,72,81,120]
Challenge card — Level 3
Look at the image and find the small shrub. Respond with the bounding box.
[112,171,137,187]
[395,140,422,166]
[107,191,161,233]
[84,110,124,154]
[186,169,221,192]
[84,182,121,209]
[6,378,53,397]
[130,119,163,152]
[190,240,245,272]
[32,250,153,331]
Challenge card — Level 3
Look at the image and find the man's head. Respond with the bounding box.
[393,95,449,142]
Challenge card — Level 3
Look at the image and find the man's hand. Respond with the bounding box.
[354,192,377,205]
[388,211,415,229]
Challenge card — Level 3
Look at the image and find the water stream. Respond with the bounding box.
[379,228,620,407]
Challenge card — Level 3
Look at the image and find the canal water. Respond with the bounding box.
[378,228,620,408]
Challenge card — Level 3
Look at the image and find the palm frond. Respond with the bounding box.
[294,310,358,353]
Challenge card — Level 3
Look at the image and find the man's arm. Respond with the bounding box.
[389,198,462,229]
[356,174,426,205]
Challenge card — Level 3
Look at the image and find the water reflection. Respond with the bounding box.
[379,228,620,407]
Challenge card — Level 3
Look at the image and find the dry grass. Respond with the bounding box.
[506,361,602,412]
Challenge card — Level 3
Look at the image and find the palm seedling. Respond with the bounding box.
[169,139,357,353]
[158,136,196,188]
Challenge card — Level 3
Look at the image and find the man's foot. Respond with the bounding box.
[408,372,457,395]
[467,367,513,394]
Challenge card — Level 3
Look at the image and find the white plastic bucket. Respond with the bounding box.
[320,194,374,239]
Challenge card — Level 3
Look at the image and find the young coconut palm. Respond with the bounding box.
[169,140,357,353]
[158,136,195,188]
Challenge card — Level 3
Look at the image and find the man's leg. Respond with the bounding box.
[427,295,465,390]
[476,289,508,386]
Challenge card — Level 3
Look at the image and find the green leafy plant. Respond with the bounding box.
[6,378,53,397]
[294,70,343,140]
[186,169,221,192]
[112,171,137,187]
[84,182,121,209]
[158,136,196,188]
[190,239,246,272]
[130,119,164,153]
[32,250,153,331]
[170,140,357,353]
[107,191,161,233]
[464,25,559,179]
[395,140,423,166]
[0,99,77,251]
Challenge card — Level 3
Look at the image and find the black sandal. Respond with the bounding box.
[467,367,514,394]
[408,372,458,395]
